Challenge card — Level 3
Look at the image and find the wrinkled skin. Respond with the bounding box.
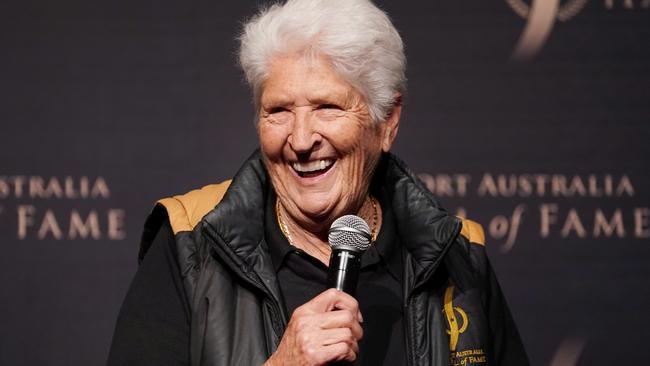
[258,54,401,365]
[258,54,401,261]
[265,289,364,366]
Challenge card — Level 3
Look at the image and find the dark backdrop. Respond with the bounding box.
[1,0,648,365]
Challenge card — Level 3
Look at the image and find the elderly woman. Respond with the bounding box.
[108,0,528,365]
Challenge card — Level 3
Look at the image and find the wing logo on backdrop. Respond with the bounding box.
[506,0,589,60]
[507,0,650,60]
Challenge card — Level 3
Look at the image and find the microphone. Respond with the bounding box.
[326,215,372,296]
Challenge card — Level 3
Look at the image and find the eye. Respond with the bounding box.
[316,104,342,110]
[269,106,289,114]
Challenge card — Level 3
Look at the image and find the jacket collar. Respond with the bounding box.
[202,149,460,293]
[373,153,461,289]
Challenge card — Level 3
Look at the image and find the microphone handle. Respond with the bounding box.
[326,249,362,296]
[326,249,363,366]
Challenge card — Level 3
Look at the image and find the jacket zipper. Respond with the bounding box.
[404,296,415,366]
[216,250,286,346]
[403,220,463,366]
[203,226,286,342]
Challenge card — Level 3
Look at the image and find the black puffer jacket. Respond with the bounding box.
[140,150,528,366]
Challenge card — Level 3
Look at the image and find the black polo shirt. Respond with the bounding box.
[265,190,407,366]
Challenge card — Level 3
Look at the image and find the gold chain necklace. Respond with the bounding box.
[368,196,379,241]
[276,199,294,245]
[276,196,379,245]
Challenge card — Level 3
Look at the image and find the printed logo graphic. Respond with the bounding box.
[506,0,589,60]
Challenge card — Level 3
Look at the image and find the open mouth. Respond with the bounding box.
[291,159,335,178]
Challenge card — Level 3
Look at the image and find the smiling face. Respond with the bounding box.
[258,54,400,233]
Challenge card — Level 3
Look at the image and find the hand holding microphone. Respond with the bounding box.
[266,215,371,366]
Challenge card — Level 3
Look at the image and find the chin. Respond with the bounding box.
[294,191,340,219]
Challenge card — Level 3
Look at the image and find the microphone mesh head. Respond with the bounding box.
[328,215,372,253]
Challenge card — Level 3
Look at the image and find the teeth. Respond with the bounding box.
[292,159,334,173]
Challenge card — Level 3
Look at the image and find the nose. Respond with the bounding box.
[287,107,321,153]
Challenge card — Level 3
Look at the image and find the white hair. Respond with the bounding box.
[238,0,406,123]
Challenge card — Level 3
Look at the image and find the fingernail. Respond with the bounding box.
[358,311,364,323]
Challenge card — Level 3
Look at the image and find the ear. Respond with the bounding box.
[380,94,402,152]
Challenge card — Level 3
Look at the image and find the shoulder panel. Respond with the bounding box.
[459,218,485,246]
[158,180,232,234]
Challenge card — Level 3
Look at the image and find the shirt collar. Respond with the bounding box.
[264,186,402,282]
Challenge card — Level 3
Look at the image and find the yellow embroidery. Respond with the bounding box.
[443,285,469,352]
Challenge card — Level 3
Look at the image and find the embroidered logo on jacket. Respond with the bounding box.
[444,285,487,365]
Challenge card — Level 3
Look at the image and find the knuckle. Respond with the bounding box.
[304,345,318,359]
[343,311,354,323]
[294,316,309,331]
[348,350,358,361]
[345,336,356,348]
[334,342,348,354]
[343,338,353,348]
[342,344,357,361]
[297,331,310,345]
[293,306,306,317]
[325,288,339,297]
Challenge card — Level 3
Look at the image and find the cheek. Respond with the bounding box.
[326,123,382,186]
[322,120,367,154]
[334,125,381,160]
[259,122,288,160]
[349,128,383,175]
